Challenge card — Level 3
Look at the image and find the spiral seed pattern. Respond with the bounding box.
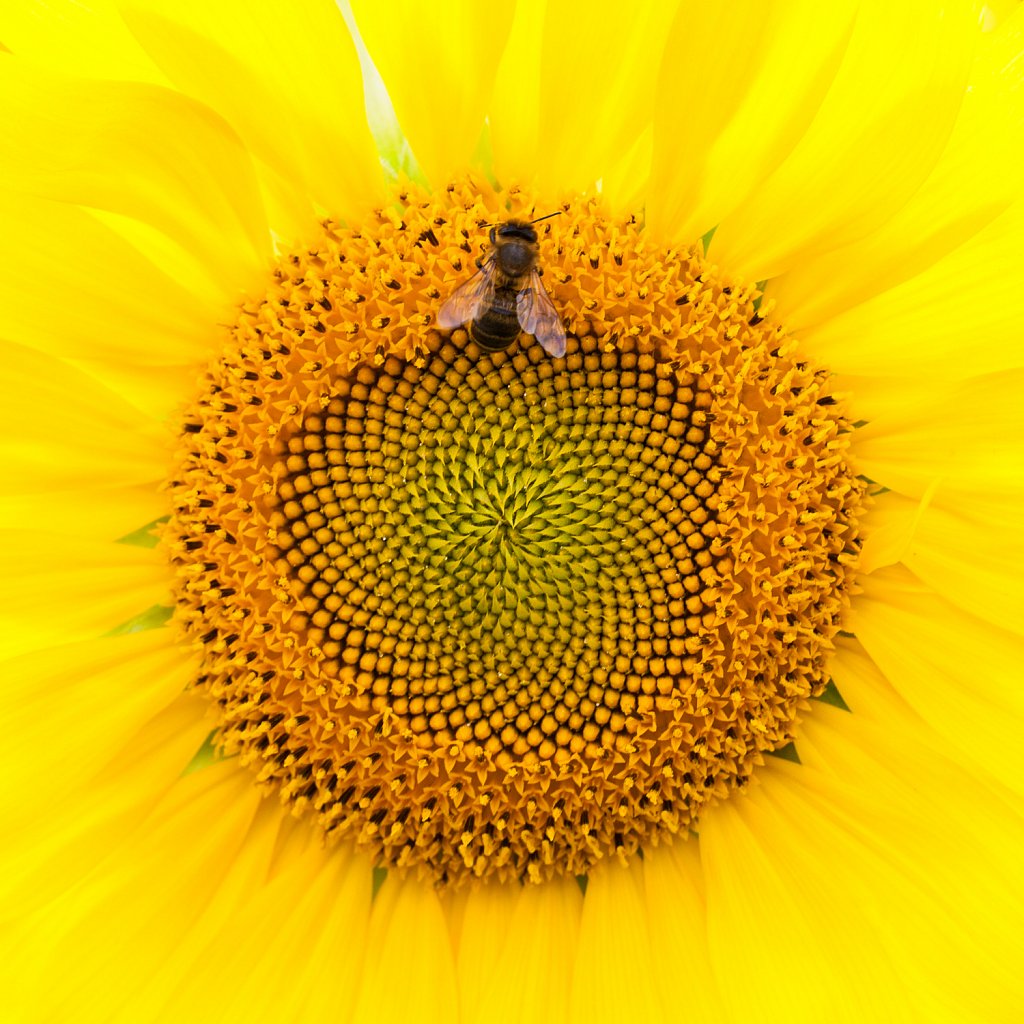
[274,331,722,769]
[168,180,864,885]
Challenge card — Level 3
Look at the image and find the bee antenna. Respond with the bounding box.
[479,211,562,229]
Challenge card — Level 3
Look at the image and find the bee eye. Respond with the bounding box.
[488,227,497,245]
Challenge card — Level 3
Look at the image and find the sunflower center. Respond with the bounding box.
[275,334,719,769]
[168,179,864,886]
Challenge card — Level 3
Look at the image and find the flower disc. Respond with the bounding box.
[168,181,864,884]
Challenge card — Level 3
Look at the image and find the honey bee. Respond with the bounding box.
[438,215,566,357]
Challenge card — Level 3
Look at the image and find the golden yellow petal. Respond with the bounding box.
[1,629,198,809]
[647,0,857,246]
[823,371,958,426]
[642,839,726,1018]
[76,357,200,424]
[771,8,1024,330]
[5,763,265,1020]
[570,858,668,1023]
[0,188,216,380]
[454,882,517,1021]
[0,342,167,500]
[119,0,384,240]
[491,0,677,199]
[457,876,582,1024]
[2,690,210,919]
[814,637,1024,817]
[710,0,978,281]
[788,696,1024,1018]
[980,0,1021,31]
[104,798,292,1021]
[794,200,1024,379]
[859,491,1023,636]
[127,829,372,1023]
[600,123,653,218]
[0,531,170,658]
[350,0,514,187]
[289,855,374,1023]
[852,369,1024,499]
[2,0,165,83]
[700,774,920,1022]
[851,564,1024,796]
[351,873,457,1024]
[483,0,543,188]
[0,60,270,294]
[0,487,165,543]
[817,580,1024,840]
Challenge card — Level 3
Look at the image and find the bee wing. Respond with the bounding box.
[517,269,566,357]
[438,256,497,329]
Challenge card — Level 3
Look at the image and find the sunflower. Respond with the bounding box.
[2,0,1023,1020]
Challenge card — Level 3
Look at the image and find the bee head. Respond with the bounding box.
[490,220,538,276]
[494,220,538,244]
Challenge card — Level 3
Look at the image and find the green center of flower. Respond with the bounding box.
[273,332,721,775]
[168,179,865,886]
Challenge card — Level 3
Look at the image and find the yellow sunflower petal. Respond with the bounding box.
[642,838,726,1018]
[1,629,198,808]
[770,8,1024,330]
[126,826,372,1023]
[75,357,201,424]
[851,565,1024,796]
[490,0,678,199]
[6,763,266,1020]
[457,876,582,1024]
[1,690,210,919]
[0,531,170,658]
[0,487,165,543]
[570,858,668,1023]
[351,873,457,1024]
[0,59,270,292]
[803,648,1023,819]
[859,491,1023,636]
[108,798,292,1021]
[708,0,978,281]
[289,857,374,1023]
[814,371,937,425]
[647,0,857,245]
[2,0,164,82]
[0,189,215,373]
[0,342,167,499]
[852,369,1024,499]
[483,0,543,189]
[788,697,1024,1018]
[454,883,515,1020]
[600,123,654,217]
[981,0,1021,31]
[349,0,514,187]
[118,0,383,238]
[700,774,919,1022]
[816,636,1024,815]
[0,330,173,521]
[793,200,1024,378]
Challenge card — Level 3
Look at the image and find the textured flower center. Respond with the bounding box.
[168,180,864,885]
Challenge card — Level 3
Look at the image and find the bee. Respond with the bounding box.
[438,214,566,357]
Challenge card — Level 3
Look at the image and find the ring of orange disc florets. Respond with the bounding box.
[168,180,864,885]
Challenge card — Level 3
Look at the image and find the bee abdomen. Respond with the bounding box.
[470,314,521,351]
[471,288,520,351]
